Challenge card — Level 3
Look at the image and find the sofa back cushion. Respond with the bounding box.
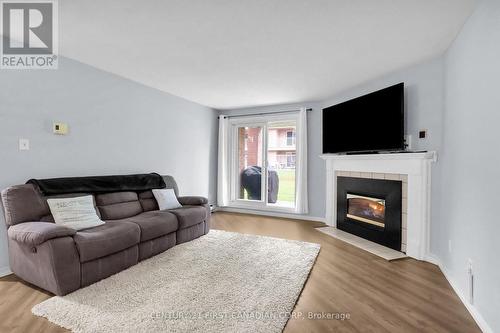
[138,191,159,212]
[1,184,50,226]
[95,192,143,220]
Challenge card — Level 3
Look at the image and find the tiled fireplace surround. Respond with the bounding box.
[321,152,437,261]
[336,171,409,253]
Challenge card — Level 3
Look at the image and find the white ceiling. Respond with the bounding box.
[59,0,477,109]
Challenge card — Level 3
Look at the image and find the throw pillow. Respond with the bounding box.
[47,195,105,231]
[152,188,182,210]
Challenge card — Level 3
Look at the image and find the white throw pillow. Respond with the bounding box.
[152,188,182,210]
[47,195,105,231]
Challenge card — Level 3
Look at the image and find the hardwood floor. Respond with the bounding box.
[0,212,480,333]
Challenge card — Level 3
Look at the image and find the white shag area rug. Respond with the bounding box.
[32,230,320,333]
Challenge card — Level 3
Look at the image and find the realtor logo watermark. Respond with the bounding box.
[1,0,58,69]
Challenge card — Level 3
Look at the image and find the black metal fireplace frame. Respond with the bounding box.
[337,176,402,251]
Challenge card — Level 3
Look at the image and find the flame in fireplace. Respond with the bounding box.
[347,194,385,227]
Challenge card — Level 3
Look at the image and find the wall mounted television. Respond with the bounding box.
[322,83,404,154]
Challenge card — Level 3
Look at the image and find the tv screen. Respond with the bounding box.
[322,83,404,154]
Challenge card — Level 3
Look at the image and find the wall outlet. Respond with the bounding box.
[448,239,452,253]
[419,130,427,139]
[19,138,30,151]
[467,259,474,304]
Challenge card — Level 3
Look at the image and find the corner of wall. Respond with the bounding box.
[0,266,11,278]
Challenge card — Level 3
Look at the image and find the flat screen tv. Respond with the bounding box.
[322,83,404,154]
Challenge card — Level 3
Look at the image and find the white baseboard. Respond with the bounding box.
[427,254,492,333]
[424,254,441,266]
[0,266,11,278]
[216,207,326,223]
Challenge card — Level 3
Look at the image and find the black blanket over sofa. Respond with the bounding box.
[27,173,166,195]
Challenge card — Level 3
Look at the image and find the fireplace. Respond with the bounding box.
[337,177,402,251]
[321,152,437,260]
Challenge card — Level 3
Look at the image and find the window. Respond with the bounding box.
[218,108,308,214]
[228,115,299,210]
[286,130,296,146]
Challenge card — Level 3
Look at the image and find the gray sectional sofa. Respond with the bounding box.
[0,175,210,296]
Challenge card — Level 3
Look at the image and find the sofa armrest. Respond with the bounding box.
[8,222,76,247]
[177,196,208,206]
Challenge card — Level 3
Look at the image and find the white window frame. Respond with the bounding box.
[227,113,301,213]
[229,120,267,209]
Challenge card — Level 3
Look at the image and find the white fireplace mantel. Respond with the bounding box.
[320,152,437,261]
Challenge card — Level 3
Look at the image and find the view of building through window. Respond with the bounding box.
[267,121,296,207]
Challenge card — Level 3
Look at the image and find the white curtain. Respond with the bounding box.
[217,115,230,207]
[295,108,309,214]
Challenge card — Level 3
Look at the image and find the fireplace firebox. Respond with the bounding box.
[337,177,402,251]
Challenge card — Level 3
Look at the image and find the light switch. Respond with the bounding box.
[19,138,30,151]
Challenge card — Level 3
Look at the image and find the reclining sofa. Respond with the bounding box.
[0,173,210,296]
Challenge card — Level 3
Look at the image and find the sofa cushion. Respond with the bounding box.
[95,192,137,206]
[95,192,143,220]
[138,191,159,212]
[168,206,207,229]
[114,211,178,242]
[73,221,140,262]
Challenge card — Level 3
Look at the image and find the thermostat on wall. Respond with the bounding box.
[53,122,69,135]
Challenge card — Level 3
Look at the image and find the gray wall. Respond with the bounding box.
[437,0,499,330]
[0,57,218,273]
[221,57,444,219]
